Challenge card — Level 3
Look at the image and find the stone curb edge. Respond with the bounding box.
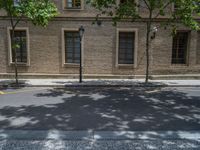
[1,84,200,88]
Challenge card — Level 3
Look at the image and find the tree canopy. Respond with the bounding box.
[0,0,58,27]
[88,0,200,30]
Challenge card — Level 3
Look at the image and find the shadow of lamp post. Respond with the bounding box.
[79,26,85,83]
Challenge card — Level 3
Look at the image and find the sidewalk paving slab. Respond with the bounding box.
[1,79,200,87]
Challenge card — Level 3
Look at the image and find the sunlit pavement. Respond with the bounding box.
[0,86,200,149]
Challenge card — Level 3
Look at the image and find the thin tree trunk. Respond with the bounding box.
[145,10,153,83]
[6,1,20,86]
[145,22,150,83]
[11,26,18,86]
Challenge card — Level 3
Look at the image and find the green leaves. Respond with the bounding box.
[171,0,200,30]
[12,43,20,49]
[0,0,58,27]
[87,0,200,30]
[21,0,58,27]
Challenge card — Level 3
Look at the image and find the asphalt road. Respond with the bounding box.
[0,86,200,149]
[0,86,200,131]
[0,139,200,150]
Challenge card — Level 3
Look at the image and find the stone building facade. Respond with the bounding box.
[0,0,200,79]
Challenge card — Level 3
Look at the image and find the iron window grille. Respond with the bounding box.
[10,30,27,63]
[172,31,189,64]
[64,31,81,64]
[65,0,81,9]
[118,32,135,64]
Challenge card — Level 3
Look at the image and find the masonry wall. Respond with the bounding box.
[0,18,200,77]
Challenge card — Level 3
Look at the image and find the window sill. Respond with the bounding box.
[116,64,135,68]
[170,64,189,68]
[63,63,80,68]
[63,7,83,11]
[10,62,29,66]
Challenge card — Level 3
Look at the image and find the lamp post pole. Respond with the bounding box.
[80,36,82,83]
[79,26,85,83]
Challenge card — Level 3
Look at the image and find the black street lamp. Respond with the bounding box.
[151,26,158,39]
[79,26,85,83]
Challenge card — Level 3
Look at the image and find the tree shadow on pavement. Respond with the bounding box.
[53,80,166,87]
[0,86,199,133]
[0,80,28,90]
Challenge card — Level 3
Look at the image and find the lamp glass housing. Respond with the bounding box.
[79,26,85,39]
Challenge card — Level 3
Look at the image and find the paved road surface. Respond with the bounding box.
[0,86,200,149]
[0,86,200,131]
[0,139,200,150]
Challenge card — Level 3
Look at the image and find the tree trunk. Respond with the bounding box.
[11,28,19,86]
[145,11,153,84]
[145,22,151,83]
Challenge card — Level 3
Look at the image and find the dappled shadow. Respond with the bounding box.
[0,80,29,90]
[0,86,200,134]
[53,79,167,87]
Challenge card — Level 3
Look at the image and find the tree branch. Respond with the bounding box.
[153,1,171,19]
[142,0,150,11]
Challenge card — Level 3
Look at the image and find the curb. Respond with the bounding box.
[0,130,200,141]
[2,83,200,88]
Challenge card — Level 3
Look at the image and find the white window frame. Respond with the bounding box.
[62,0,84,10]
[61,28,84,67]
[7,27,30,66]
[116,28,138,68]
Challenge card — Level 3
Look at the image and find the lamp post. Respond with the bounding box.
[151,26,158,39]
[79,26,85,83]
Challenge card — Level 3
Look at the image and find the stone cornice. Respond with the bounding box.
[0,16,200,22]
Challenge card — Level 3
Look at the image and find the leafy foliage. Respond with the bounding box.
[88,0,200,30]
[0,0,58,27]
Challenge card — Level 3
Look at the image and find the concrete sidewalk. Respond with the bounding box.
[1,79,200,87]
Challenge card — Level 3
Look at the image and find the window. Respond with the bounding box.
[118,0,138,12]
[172,31,189,64]
[64,31,80,64]
[64,0,81,9]
[173,4,179,11]
[9,30,28,64]
[120,0,126,3]
[118,32,135,64]
[13,0,20,6]
[120,0,135,4]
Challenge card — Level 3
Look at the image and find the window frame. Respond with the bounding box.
[171,30,190,65]
[61,28,84,67]
[7,27,30,66]
[172,3,179,12]
[116,28,138,68]
[13,0,20,6]
[63,0,84,10]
